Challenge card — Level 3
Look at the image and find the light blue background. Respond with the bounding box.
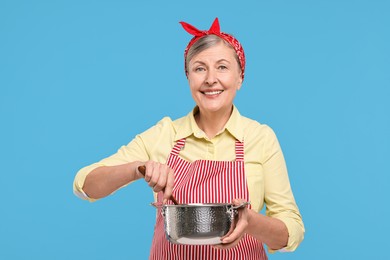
[1,1,389,259]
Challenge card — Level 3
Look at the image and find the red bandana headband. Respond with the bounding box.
[180,17,246,80]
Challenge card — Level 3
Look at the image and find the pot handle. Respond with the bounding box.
[150,202,163,208]
[228,201,251,218]
[231,201,250,210]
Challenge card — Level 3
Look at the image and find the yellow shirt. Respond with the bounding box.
[73,106,304,252]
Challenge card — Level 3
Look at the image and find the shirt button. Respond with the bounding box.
[208,144,214,155]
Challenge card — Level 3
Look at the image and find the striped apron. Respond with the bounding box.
[149,138,267,259]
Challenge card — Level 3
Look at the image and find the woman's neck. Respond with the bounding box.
[195,106,233,139]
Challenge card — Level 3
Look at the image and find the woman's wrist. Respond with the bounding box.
[244,208,257,236]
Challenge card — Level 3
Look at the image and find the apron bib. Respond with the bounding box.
[150,138,267,260]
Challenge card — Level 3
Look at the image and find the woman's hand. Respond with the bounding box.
[137,161,175,202]
[213,198,250,250]
[214,198,290,251]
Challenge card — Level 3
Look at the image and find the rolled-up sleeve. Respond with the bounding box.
[262,127,305,252]
[73,164,103,202]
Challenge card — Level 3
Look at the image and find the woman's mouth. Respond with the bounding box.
[202,90,223,96]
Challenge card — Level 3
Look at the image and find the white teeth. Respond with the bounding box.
[204,90,222,95]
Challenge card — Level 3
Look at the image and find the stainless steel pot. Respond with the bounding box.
[153,202,250,245]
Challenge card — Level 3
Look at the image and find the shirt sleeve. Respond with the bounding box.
[262,126,305,252]
[72,137,147,202]
[72,117,174,202]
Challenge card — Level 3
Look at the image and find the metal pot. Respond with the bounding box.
[153,202,249,245]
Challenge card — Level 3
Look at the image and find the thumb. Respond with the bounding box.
[163,169,175,201]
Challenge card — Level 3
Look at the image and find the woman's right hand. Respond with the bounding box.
[136,161,175,202]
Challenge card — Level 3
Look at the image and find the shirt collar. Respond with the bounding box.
[174,105,244,142]
[225,105,244,142]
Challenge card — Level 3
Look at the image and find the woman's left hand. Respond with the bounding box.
[213,198,250,250]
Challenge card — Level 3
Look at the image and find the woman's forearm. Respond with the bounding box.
[247,210,289,250]
[83,161,143,199]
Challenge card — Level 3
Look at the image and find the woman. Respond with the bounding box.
[73,18,304,259]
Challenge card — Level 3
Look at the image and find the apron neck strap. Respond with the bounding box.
[235,140,244,162]
[170,138,186,156]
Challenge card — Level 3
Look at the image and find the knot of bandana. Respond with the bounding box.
[180,18,246,80]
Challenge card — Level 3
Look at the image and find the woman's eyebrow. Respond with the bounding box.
[192,59,231,65]
[216,59,231,63]
[191,61,206,65]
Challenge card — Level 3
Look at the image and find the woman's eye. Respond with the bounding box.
[218,65,228,70]
[195,67,205,72]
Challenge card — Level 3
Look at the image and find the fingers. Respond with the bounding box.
[143,161,157,182]
[144,162,164,191]
[221,213,247,244]
[163,168,175,201]
[143,161,174,195]
[214,198,249,249]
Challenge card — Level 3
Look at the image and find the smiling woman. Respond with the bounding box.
[187,41,243,138]
[73,17,304,259]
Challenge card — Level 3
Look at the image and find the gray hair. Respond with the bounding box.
[185,35,241,73]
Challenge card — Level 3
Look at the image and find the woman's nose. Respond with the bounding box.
[205,70,217,86]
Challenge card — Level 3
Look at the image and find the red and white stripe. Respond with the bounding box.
[150,138,267,259]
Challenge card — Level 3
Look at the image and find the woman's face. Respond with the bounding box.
[187,42,242,115]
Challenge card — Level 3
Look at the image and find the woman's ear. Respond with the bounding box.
[237,74,243,90]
